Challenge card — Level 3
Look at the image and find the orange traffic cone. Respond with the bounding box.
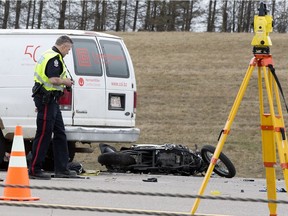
[0,126,39,201]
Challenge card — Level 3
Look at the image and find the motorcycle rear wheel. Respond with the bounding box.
[201,145,236,178]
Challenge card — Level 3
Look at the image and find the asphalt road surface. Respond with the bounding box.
[0,171,287,216]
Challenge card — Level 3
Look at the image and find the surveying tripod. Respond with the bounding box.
[191,2,288,216]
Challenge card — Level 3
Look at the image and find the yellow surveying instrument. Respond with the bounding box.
[191,2,288,216]
[251,1,273,54]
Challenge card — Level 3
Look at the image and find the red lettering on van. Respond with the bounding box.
[93,54,125,64]
[103,54,124,64]
[24,45,40,62]
[76,48,91,67]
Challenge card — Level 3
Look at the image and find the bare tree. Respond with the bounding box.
[232,1,236,32]
[207,1,213,32]
[93,0,101,31]
[37,0,44,29]
[151,1,158,31]
[26,0,33,29]
[144,1,151,31]
[222,0,228,32]
[58,0,67,29]
[243,1,252,33]
[80,0,88,30]
[115,1,122,31]
[132,1,139,31]
[100,0,107,31]
[184,0,194,31]
[272,0,276,17]
[167,1,177,31]
[2,0,10,29]
[207,0,217,32]
[157,1,167,31]
[211,0,217,31]
[15,0,22,29]
[237,1,244,32]
[122,0,128,31]
[31,0,36,29]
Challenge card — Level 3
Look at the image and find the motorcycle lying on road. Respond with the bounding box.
[98,143,236,178]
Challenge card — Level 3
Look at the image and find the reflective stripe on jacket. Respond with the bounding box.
[34,49,67,92]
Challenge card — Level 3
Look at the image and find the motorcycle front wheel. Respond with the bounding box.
[201,145,236,178]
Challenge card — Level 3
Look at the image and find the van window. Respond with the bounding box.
[99,40,129,78]
[72,38,102,76]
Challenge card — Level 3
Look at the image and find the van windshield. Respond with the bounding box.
[99,40,130,78]
[72,38,102,76]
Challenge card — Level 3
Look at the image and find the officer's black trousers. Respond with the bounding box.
[30,96,69,174]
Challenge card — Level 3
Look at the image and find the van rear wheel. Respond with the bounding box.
[68,142,76,162]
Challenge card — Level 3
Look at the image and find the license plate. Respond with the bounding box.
[110,96,121,108]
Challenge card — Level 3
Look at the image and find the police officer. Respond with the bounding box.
[29,35,76,180]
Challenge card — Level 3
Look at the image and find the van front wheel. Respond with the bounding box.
[0,130,7,164]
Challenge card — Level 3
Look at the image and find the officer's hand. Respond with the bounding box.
[63,78,74,87]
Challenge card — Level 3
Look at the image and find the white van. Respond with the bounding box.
[0,29,139,161]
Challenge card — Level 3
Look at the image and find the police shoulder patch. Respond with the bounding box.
[54,59,59,67]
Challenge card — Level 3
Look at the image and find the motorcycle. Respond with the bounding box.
[98,143,236,178]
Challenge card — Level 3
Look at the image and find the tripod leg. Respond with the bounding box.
[267,68,288,193]
[190,64,255,215]
[258,67,277,216]
[263,65,288,215]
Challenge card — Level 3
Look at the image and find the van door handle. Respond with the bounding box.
[76,110,88,114]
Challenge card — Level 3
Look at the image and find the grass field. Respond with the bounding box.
[76,32,288,178]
